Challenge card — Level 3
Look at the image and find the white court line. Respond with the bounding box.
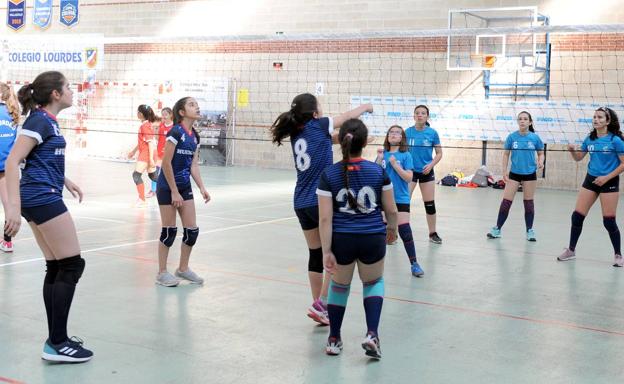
[0,216,296,268]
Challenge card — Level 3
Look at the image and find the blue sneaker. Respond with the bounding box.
[411,262,424,277]
[487,227,501,239]
[526,229,537,242]
[42,337,93,363]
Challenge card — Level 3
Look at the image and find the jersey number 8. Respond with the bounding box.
[294,138,311,171]
[336,186,377,214]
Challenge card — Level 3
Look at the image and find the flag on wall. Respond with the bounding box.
[7,0,26,31]
[60,0,79,27]
[33,0,53,29]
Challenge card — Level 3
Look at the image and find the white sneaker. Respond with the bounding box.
[0,240,13,253]
[156,271,180,287]
[175,268,204,284]
[325,337,343,356]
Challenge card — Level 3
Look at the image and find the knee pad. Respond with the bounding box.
[424,200,436,215]
[308,248,323,273]
[132,171,143,185]
[56,256,85,285]
[328,280,351,307]
[44,260,59,284]
[571,211,586,227]
[160,227,177,247]
[148,171,158,182]
[398,223,413,242]
[603,216,619,233]
[363,277,385,299]
[182,227,199,246]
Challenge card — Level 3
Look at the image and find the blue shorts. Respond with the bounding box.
[22,200,68,225]
[412,170,435,183]
[295,206,319,230]
[331,233,386,265]
[157,184,194,205]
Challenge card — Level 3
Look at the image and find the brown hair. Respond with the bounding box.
[383,125,408,152]
[0,82,20,125]
[17,71,66,116]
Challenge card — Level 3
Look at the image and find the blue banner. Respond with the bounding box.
[60,0,79,27]
[33,0,53,29]
[7,0,26,31]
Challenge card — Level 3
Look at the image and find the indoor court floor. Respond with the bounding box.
[1,158,623,384]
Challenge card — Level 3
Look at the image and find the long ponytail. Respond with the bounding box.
[338,119,368,210]
[270,93,317,146]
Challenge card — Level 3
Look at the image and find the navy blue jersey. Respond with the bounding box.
[19,109,66,208]
[157,124,198,190]
[317,158,392,234]
[0,103,17,170]
[581,133,624,177]
[291,117,334,209]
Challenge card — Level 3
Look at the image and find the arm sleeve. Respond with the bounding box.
[504,134,513,150]
[535,135,545,150]
[166,127,182,145]
[403,153,414,170]
[319,117,334,137]
[140,123,154,143]
[382,169,393,191]
[316,171,333,197]
[19,115,52,145]
[581,137,589,152]
[432,130,441,145]
[614,137,624,155]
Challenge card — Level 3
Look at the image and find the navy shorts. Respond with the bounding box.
[295,206,319,230]
[22,200,68,225]
[582,174,619,194]
[509,171,537,182]
[157,184,194,205]
[331,233,386,265]
[412,170,435,183]
[396,203,411,213]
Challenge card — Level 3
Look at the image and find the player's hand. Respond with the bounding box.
[386,226,398,244]
[127,150,136,159]
[389,155,397,165]
[593,176,609,186]
[364,103,374,113]
[503,173,510,183]
[200,188,211,203]
[323,251,337,274]
[171,191,183,208]
[65,179,84,203]
[422,163,433,175]
[567,144,577,152]
[4,205,21,237]
[537,160,544,169]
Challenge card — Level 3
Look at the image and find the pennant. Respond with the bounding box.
[7,0,26,31]
[33,0,53,29]
[60,0,79,27]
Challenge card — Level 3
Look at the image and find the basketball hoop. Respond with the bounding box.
[470,54,497,69]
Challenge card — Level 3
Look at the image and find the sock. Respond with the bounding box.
[327,280,351,339]
[496,199,513,229]
[43,260,59,338]
[363,277,384,337]
[51,256,85,345]
[523,199,535,231]
[151,166,159,192]
[398,223,417,264]
[135,183,145,201]
[569,211,585,252]
[603,216,621,255]
[4,231,10,242]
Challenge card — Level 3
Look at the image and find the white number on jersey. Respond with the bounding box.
[294,138,311,171]
[336,186,377,214]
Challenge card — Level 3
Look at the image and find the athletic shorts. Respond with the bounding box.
[582,174,619,194]
[22,200,68,225]
[509,171,537,182]
[396,203,411,213]
[412,170,435,183]
[295,206,319,230]
[157,184,194,205]
[331,233,386,265]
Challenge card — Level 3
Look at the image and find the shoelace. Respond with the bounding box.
[69,336,84,346]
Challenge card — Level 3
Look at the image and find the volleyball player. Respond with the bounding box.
[154,107,174,194]
[128,105,158,207]
[318,118,397,359]
[0,82,19,252]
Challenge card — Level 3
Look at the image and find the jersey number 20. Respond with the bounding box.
[336,186,377,214]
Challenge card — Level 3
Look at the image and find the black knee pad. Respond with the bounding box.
[44,260,59,284]
[148,171,158,182]
[160,227,177,247]
[308,247,323,273]
[182,227,199,246]
[56,256,85,285]
[132,171,143,185]
[424,200,436,215]
[571,211,585,227]
[603,216,619,233]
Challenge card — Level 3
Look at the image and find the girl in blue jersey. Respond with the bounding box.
[405,105,443,244]
[559,107,624,267]
[487,112,544,241]
[271,93,373,326]
[376,125,424,277]
[155,97,211,287]
[0,82,19,253]
[318,118,398,359]
[4,71,93,363]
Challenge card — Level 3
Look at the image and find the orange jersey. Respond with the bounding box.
[137,121,154,162]
[157,121,174,159]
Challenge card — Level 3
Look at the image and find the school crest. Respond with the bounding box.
[60,0,79,27]
[85,48,98,69]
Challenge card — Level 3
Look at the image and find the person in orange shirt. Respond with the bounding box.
[128,105,158,207]
[152,107,174,195]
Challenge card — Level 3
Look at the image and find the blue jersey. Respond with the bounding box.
[317,158,392,234]
[157,124,198,190]
[381,150,413,204]
[405,126,440,172]
[581,134,624,177]
[291,117,333,209]
[504,131,544,175]
[19,109,66,208]
[0,104,17,171]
